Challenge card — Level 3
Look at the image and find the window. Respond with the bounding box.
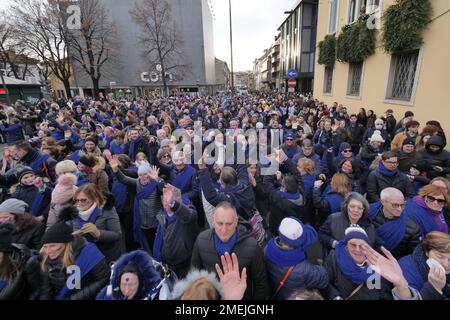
[386,50,420,102]
[324,67,334,94]
[347,61,363,96]
[347,0,367,24]
[328,0,339,34]
[366,0,380,14]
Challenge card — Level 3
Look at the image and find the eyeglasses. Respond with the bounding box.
[74,198,89,204]
[286,138,294,141]
[389,202,405,209]
[343,149,352,153]
[426,195,446,205]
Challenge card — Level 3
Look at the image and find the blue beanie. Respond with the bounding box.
[339,142,352,153]
[344,225,369,243]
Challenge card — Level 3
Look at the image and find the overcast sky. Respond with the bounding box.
[0,0,295,71]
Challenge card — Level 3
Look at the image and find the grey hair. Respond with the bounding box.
[342,192,369,218]
[380,188,404,201]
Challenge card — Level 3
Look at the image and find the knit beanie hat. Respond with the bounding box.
[17,167,35,184]
[339,142,352,153]
[52,173,78,205]
[369,130,385,143]
[344,226,369,244]
[0,199,28,215]
[79,155,96,168]
[278,217,304,248]
[0,224,15,252]
[402,137,416,146]
[42,221,74,245]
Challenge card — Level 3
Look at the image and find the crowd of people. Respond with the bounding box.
[0,91,449,300]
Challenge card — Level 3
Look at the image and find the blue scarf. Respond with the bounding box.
[214,230,237,257]
[133,182,157,251]
[56,243,105,300]
[129,137,142,162]
[265,238,306,267]
[378,160,398,177]
[302,174,315,200]
[67,150,80,163]
[29,152,49,174]
[109,141,125,155]
[284,147,297,159]
[77,175,90,187]
[407,199,442,236]
[112,181,127,214]
[77,207,100,243]
[170,165,195,193]
[335,241,371,284]
[277,190,301,200]
[30,190,44,217]
[152,211,177,262]
[324,187,344,214]
[369,202,408,251]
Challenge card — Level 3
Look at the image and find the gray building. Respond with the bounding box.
[278,0,318,93]
[72,0,220,96]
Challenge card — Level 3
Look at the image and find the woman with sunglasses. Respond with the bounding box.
[406,184,449,236]
[71,184,123,263]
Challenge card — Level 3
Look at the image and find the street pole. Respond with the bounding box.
[0,70,11,106]
[229,0,234,93]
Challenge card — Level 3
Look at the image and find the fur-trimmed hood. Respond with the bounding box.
[92,156,106,173]
[170,269,223,300]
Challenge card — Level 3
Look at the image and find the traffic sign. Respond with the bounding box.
[287,69,298,79]
[288,79,297,88]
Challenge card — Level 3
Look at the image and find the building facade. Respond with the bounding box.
[71,0,219,96]
[313,0,450,133]
[278,0,318,93]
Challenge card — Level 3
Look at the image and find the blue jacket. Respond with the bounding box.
[265,257,329,300]
[96,250,161,300]
[0,124,24,143]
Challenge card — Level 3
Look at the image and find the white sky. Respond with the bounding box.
[0,0,296,71]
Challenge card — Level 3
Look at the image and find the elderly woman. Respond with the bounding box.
[319,192,377,251]
[70,183,123,263]
[324,226,420,300]
[399,231,450,299]
[431,177,450,228]
[406,184,449,236]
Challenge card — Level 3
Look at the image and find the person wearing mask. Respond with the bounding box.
[363,118,390,151]
[369,188,422,259]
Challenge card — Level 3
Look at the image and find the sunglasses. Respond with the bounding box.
[161,154,171,159]
[286,138,294,141]
[389,202,406,209]
[74,198,90,204]
[343,149,352,153]
[426,195,446,205]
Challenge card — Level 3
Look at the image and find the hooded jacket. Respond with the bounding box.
[419,136,450,179]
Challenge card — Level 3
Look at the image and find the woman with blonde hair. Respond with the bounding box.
[313,173,352,227]
[405,184,449,236]
[55,160,77,177]
[399,231,450,299]
[297,158,316,202]
[39,214,109,300]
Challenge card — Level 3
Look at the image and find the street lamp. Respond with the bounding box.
[229,0,234,92]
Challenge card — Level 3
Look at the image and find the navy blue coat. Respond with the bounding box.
[0,124,24,143]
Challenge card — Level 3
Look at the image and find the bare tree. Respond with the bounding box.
[130,0,189,96]
[65,0,118,98]
[8,0,74,99]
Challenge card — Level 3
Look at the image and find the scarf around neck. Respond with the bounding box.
[214,230,237,257]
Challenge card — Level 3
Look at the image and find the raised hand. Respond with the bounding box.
[198,156,206,170]
[149,165,160,181]
[428,264,446,294]
[215,252,247,300]
[109,155,120,172]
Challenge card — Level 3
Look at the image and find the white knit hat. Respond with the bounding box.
[369,130,385,143]
[278,217,304,247]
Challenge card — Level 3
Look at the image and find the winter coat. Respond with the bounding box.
[370,206,422,259]
[396,149,421,173]
[72,196,123,263]
[346,123,365,148]
[312,185,345,217]
[19,148,57,182]
[39,237,109,300]
[319,211,377,250]
[198,165,255,220]
[11,184,52,218]
[0,124,24,143]
[366,170,414,203]
[191,226,270,300]
[391,132,419,151]
[114,169,162,229]
[11,221,45,251]
[324,250,395,300]
[96,250,161,300]
[167,165,200,201]
[0,244,41,300]
[123,137,150,161]
[156,201,198,276]
[363,128,390,151]
[418,136,450,179]
[86,157,109,194]
[265,247,329,300]
[292,151,323,175]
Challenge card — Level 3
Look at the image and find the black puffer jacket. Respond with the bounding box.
[11,221,45,251]
[370,207,422,260]
[396,150,421,173]
[419,136,450,179]
[0,244,41,300]
[366,170,414,203]
[39,237,109,300]
[190,226,269,300]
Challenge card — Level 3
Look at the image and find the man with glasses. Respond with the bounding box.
[369,188,422,259]
[281,131,301,159]
[367,151,415,203]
